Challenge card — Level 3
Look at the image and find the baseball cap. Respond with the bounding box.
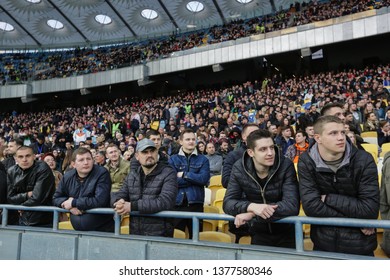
[136,139,156,152]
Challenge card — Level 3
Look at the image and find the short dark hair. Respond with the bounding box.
[146,129,160,139]
[16,145,34,154]
[295,130,308,138]
[246,130,273,150]
[314,115,344,134]
[9,138,24,147]
[179,128,195,140]
[320,102,344,116]
[71,147,92,162]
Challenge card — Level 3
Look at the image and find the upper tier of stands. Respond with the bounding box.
[1,0,389,85]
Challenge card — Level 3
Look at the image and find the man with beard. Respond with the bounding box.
[112,139,177,237]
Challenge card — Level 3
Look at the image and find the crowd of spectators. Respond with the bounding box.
[1,0,389,84]
[0,63,389,169]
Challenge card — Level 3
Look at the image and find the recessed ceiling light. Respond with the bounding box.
[95,14,112,25]
[47,19,64,30]
[0,22,15,32]
[186,1,204,13]
[141,9,158,20]
[236,0,253,4]
[26,0,42,3]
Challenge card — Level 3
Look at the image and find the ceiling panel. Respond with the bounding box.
[0,0,274,50]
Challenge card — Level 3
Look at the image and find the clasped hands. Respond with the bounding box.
[61,197,82,216]
[113,198,131,215]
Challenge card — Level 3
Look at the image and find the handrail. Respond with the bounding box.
[1,204,390,253]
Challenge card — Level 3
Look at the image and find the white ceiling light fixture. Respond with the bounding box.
[95,14,112,25]
[186,1,204,13]
[26,0,42,3]
[0,22,15,32]
[141,9,158,20]
[47,19,64,30]
[236,0,253,4]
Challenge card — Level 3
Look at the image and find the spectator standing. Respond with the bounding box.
[112,139,178,237]
[168,129,210,238]
[223,130,299,248]
[298,116,379,255]
[7,146,55,226]
[53,148,114,232]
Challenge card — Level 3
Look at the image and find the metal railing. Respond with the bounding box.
[1,204,390,253]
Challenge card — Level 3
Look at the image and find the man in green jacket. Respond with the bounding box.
[105,143,130,193]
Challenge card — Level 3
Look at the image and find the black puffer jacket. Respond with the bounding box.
[298,140,379,255]
[111,162,178,237]
[7,161,55,226]
[223,146,299,235]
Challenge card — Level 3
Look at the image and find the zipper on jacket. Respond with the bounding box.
[243,154,281,234]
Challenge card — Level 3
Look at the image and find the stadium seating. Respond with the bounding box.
[199,231,232,243]
[203,205,219,231]
[361,143,379,163]
[380,143,390,158]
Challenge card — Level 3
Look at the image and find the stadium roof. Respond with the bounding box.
[0,0,276,50]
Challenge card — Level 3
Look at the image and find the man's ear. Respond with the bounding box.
[314,133,321,144]
[247,148,254,158]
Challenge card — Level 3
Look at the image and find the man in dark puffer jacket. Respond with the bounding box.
[299,116,379,256]
[223,129,299,248]
[112,139,178,237]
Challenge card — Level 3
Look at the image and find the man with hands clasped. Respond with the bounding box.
[223,129,299,248]
[112,139,177,237]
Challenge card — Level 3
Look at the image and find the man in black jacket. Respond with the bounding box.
[53,147,114,232]
[298,116,379,256]
[223,130,299,248]
[7,146,55,226]
[112,139,178,237]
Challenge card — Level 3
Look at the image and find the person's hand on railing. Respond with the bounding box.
[61,197,74,210]
[360,228,376,235]
[234,212,255,228]
[113,199,131,215]
[69,207,83,216]
[247,203,278,219]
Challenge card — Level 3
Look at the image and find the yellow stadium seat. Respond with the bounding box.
[361,143,379,163]
[361,131,378,146]
[174,229,186,239]
[58,221,74,230]
[238,236,252,245]
[120,226,129,235]
[203,205,219,231]
[209,175,222,187]
[361,131,378,138]
[121,215,130,226]
[199,231,232,243]
[380,143,390,157]
[208,185,224,204]
[214,188,226,202]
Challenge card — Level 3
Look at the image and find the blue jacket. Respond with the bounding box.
[169,148,210,205]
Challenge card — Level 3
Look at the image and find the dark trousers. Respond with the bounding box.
[251,228,296,249]
[174,203,203,239]
[70,213,114,232]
